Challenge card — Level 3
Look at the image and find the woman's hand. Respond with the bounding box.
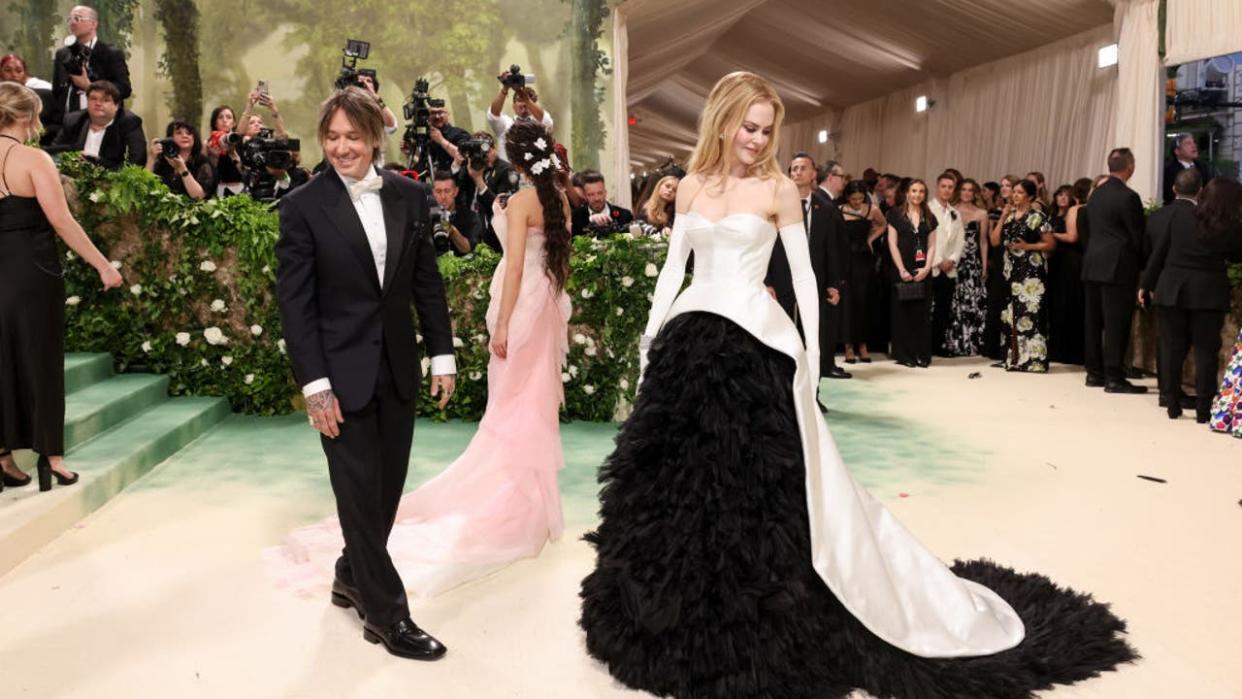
[149,138,164,159]
[96,263,123,290]
[900,269,914,282]
[913,267,930,282]
[490,322,509,359]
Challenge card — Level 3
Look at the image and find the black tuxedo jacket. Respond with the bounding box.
[1162,158,1213,205]
[49,109,146,171]
[1082,176,1145,285]
[275,169,454,412]
[765,188,840,319]
[1141,199,1242,311]
[572,202,634,238]
[52,40,132,114]
[446,205,483,256]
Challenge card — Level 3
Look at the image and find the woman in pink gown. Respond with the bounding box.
[268,120,573,598]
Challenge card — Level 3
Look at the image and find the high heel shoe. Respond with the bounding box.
[0,450,32,488]
[36,456,78,492]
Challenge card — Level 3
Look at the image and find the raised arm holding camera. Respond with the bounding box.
[487,65,553,163]
[147,120,212,200]
[238,85,288,140]
[354,71,398,135]
[51,6,131,118]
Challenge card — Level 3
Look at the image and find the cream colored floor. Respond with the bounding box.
[1,357,1239,698]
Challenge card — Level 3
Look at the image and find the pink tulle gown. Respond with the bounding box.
[267,202,572,598]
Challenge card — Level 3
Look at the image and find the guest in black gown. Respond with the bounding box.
[1049,179,1093,364]
[838,180,886,363]
[983,175,1018,361]
[886,180,938,367]
[0,82,123,493]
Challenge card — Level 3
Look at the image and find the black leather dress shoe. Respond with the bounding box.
[1084,374,1106,388]
[331,578,365,621]
[1104,380,1148,394]
[363,618,447,661]
[915,359,930,368]
[825,367,852,379]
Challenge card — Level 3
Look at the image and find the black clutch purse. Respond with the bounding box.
[895,280,926,301]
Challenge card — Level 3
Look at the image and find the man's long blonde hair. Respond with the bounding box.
[686,71,785,181]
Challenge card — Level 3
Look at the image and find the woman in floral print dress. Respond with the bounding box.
[996,180,1055,372]
[1208,328,1242,438]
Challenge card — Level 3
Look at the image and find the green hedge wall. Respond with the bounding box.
[59,160,664,421]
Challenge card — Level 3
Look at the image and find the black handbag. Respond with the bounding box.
[895,280,926,301]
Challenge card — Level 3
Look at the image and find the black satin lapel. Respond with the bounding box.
[322,186,382,294]
[379,175,407,293]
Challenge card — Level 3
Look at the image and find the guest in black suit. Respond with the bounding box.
[1082,148,1147,393]
[572,169,633,237]
[51,6,131,118]
[1162,134,1213,205]
[48,80,145,170]
[275,87,455,661]
[1141,171,1242,421]
[816,159,852,379]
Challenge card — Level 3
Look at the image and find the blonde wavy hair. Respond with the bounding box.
[0,81,43,138]
[642,175,678,227]
[686,71,785,180]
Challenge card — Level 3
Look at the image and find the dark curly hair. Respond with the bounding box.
[504,119,570,291]
[1196,176,1242,245]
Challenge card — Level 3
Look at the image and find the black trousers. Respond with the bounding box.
[1084,280,1136,382]
[1157,306,1225,412]
[323,354,416,627]
[891,287,932,364]
[931,274,956,355]
[820,297,843,373]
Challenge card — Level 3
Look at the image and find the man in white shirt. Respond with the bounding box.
[928,172,966,355]
[48,80,145,170]
[275,86,455,663]
[486,75,553,163]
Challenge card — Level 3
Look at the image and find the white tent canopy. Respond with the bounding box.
[613,0,1235,204]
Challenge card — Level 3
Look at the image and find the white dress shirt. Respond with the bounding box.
[302,166,455,398]
[486,110,555,163]
[82,119,112,159]
[928,197,965,278]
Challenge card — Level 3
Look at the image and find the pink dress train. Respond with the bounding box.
[266,206,571,598]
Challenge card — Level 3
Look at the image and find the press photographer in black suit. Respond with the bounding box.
[430,171,482,256]
[571,170,633,238]
[1082,148,1147,393]
[51,6,131,118]
[275,87,455,661]
[48,80,145,170]
[1141,170,1242,421]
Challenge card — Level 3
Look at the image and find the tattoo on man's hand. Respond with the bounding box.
[307,390,335,414]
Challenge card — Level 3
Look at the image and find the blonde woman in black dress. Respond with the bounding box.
[0,82,122,493]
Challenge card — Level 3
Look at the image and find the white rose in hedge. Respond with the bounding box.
[111,260,122,270]
[615,307,624,316]
[573,333,587,345]
[585,346,597,357]
[88,191,102,203]
[644,263,658,277]
[210,299,227,312]
[420,357,430,375]
[204,327,228,345]
[568,365,579,377]
[469,371,482,381]
[200,358,209,367]
[261,265,271,274]
[621,276,634,287]
[452,337,464,348]
[244,374,255,385]
[561,372,571,383]
[199,260,217,273]
[175,332,191,346]
[66,251,75,260]
[581,288,593,299]
[416,333,423,343]
[250,324,263,336]
[141,341,153,353]
[277,339,287,354]
[620,379,630,391]
[65,296,81,306]
[129,284,142,296]
[583,385,596,395]
[221,356,233,367]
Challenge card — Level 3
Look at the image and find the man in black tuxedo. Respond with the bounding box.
[815,159,851,380]
[48,80,145,170]
[1082,148,1147,393]
[1141,168,1242,421]
[1162,134,1212,205]
[572,170,633,237]
[766,153,845,411]
[275,88,455,661]
[51,6,132,118]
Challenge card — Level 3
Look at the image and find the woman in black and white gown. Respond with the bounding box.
[579,71,1135,699]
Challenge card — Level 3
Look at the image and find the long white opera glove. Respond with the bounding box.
[777,222,821,369]
[639,215,693,375]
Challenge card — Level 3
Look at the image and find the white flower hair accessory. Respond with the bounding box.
[529,158,551,176]
[534,137,547,151]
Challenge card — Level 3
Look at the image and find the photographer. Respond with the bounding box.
[430,172,482,257]
[48,80,145,171]
[237,87,289,140]
[428,106,470,175]
[237,130,304,203]
[354,71,399,136]
[146,119,213,200]
[51,5,131,117]
[205,105,246,196]
[487,67,553,164]
[455,131,518,253]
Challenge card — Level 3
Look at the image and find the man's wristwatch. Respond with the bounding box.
[376,97,386,107]
[179,170,191,178]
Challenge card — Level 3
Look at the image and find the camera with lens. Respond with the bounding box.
[156,137,179,159]
[61,38,94,78]
[498,64,536,91]
[459,137,493,171]
[238,129,300,171]
[428,206,453,254]
[401,77,446,177]
[334,39,371,90]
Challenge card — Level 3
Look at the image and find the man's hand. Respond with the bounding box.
[70,69,90,91]
[589,212,611,227]
[430,127,446,145]
[307,389,345,439]
[430,375,456,410]
[827,287,841,305]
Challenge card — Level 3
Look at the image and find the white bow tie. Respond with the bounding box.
[348,176,383,200]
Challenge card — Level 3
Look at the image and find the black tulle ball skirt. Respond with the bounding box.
[580,312,1136,699]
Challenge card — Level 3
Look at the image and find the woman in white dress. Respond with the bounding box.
[579,71,1135,699]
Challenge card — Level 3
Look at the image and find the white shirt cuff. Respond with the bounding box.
[302,377,332,397]
[383,123,399,136]
[430,354,456,376]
